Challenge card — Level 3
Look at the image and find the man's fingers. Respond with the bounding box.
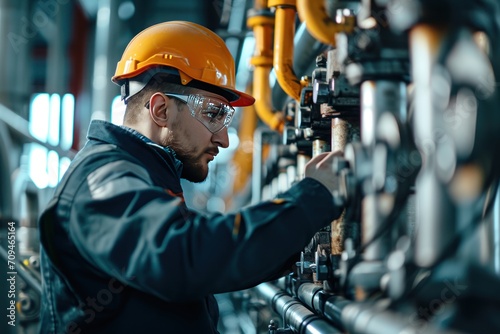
[307,151,344,167]
[307,151,331,165]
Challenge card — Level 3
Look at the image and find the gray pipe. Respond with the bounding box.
[297,282,350,330]
[255,282,343,334]
[342,301,462,334]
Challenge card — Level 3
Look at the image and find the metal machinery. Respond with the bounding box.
[224,0,500,333]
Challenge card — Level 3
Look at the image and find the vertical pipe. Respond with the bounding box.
[248,10,285,132]
[360,80,407,261]
[270,0,302,101]
[312,139,328,157]
[45,4,66,93]
[0,2,29,333]
[0,0,30,113]
[409,25,456,267]
[361,81,377,148]
[331,118,349,255]
[91,0,120,121]
[331,118,349,153]
[493,185,500,274]
[296,154,309,180]
[251,128,264,205]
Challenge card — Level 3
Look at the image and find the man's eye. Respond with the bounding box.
[204,108,224,120]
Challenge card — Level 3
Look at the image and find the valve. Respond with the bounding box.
[331,156,351,207]
[297,87,313,129]
[315,250,329,281]
[268,319,294,334]
[313,55,329,104]
[296,251,315,275]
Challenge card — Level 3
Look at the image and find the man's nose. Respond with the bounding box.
[212,127,230,148]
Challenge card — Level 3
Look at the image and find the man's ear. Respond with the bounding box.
[148,93,169,127]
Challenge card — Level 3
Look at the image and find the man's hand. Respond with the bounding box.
[304,151,345,195]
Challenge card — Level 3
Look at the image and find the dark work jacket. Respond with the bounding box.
[38,120,340,334]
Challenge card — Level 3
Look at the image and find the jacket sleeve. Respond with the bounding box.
[69,158,341,302]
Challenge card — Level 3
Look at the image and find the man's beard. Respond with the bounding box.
[162,129,209,183]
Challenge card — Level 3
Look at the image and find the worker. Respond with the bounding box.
[38,21,343,333]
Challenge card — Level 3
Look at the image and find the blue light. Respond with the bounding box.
[47,150,59,187]
[28,143,49,189]
[48,94,61,146]
[111,95,125,125]
[29,93,50,142]
[61,94,75,151]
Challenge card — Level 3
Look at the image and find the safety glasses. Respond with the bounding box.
[164,93,235,134]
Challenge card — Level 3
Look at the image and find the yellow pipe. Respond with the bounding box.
[269,0,303,102]
[226,82,272,207]
[296,0,356,47]
[254,0,268,10]
[226,8,282,208]
[229,84,258,196]
[248,12,285,133]
[254,66,285,133]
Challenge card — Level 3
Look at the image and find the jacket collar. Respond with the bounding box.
[86,120,183,178]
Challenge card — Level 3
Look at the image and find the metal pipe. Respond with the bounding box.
[251,129,279,204]
[45,2,67,93]
[296,153,309,180]
[296,0,355,47]
[255,282,343,333]
[312,139,329,157]
[331,118,351,255]
[409,24,456,267]
[272,21,328,111]
[297,282,351,329]
[297,282,322,310]
[253,65,285,132]
[254,0,269,10]
[331,118,350,153]
[90,0,120,121]
[0,121,13,218]
[493,184,500,274]
[251,128,265,205]
[360,80,407,261]
[361,81,407,148]
[342,301,461,334]
[269,0,303,101]
[0,0,30,113]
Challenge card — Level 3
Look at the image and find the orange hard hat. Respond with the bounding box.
[112,21,255,107]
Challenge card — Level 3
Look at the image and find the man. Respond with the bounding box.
[38,21,342,333]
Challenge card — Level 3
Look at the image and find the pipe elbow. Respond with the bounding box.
[296,0,355,47]
[249,9,284,133]
[253,65,284,133]
[271,2,302,102]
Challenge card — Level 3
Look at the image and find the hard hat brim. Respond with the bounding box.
[227,89,255,107]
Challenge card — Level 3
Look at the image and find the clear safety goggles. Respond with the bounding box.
[165,93,235,134]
